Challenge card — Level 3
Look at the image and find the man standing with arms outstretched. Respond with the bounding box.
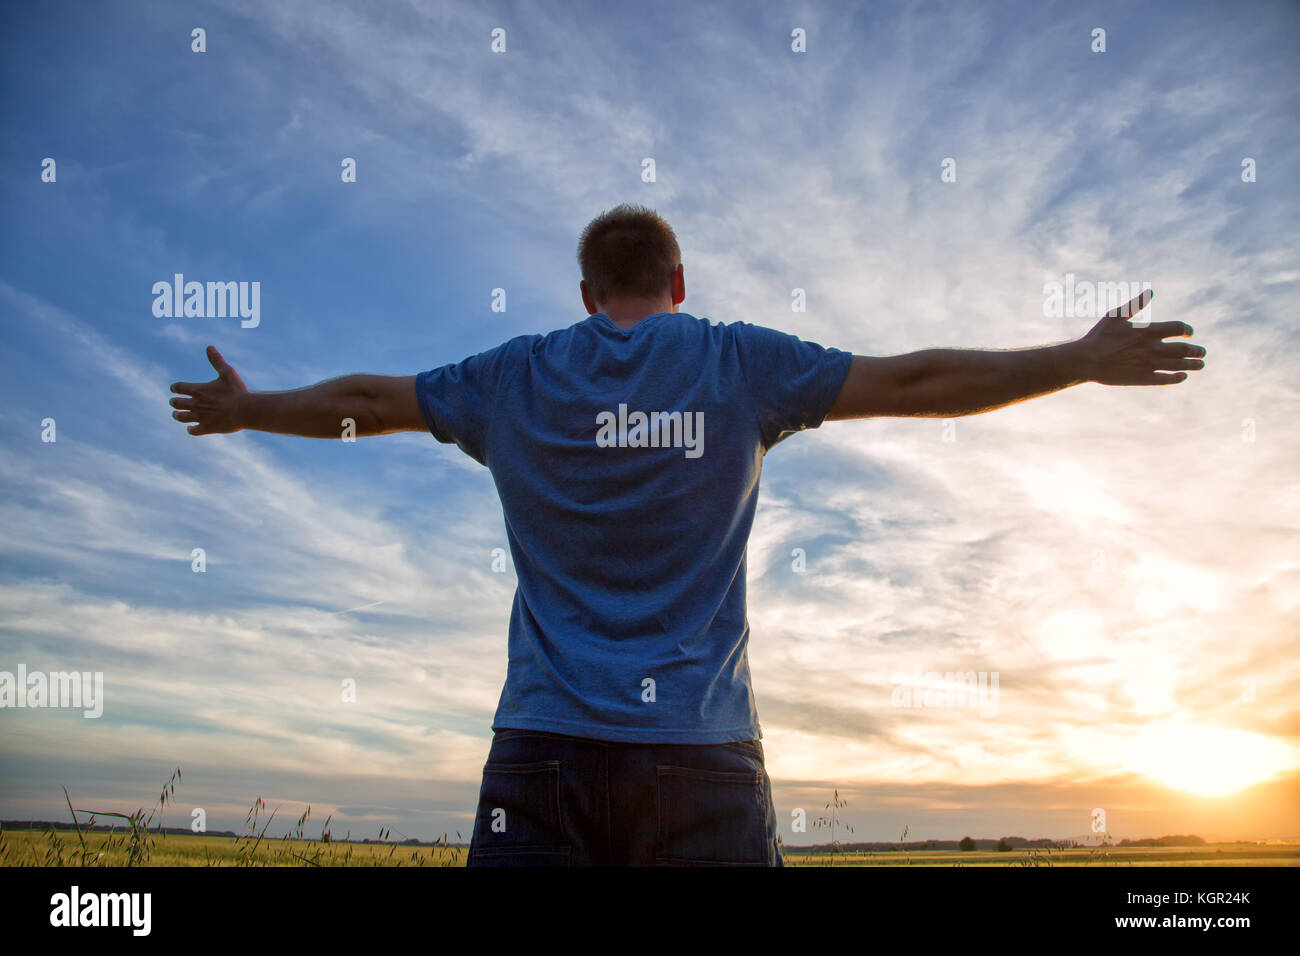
[170,203,1206,866]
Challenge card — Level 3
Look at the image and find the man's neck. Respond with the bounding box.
[598,298,674,330]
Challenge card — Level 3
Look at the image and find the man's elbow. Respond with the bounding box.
[825,354,934,420]
[360,374,423,435]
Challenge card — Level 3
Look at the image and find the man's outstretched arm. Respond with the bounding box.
[169,346,425,437]
[826,290,1207,421]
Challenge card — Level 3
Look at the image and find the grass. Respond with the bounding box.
[780,845,1300,867]
[3,770,1294,867]
[1,829,467,867]
[0,768,464,867]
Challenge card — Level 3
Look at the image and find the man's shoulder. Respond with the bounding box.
[515,311,737,354]
[553,311,721,338]
[655,312,744,340]
[673,314,792,340]
[484,329,546,358]
[672,311,725,328]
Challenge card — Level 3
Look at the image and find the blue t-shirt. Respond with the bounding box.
[415,311,852,743]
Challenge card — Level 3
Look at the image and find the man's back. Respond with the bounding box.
[415,310,852,743]
[168,201,1202,866]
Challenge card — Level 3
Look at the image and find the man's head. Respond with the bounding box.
[578,203,685,319]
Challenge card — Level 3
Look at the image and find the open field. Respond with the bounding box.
[781,844,1300,867]
[2,828,1296,866]
[1,828,467,867]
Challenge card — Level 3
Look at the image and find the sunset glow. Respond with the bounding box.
[1125,723,1295,798]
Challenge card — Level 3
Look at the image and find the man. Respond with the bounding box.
[169,203,1206,866]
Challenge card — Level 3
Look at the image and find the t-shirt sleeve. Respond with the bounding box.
[414,337,522,466]
[731,321,854,452]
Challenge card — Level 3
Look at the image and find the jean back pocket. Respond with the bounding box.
[655,765,770,866]
[467,759,571,867]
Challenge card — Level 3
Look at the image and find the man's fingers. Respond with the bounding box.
[170,381,202,395]
[1152,341,1207,358]
[169,396,195,410]
[1106,288,1153,320]
[1136,370,1188,385]
[187,423,213,436]
[1151,357,1204,371]
[172,410,198,423]
[1143,320,1194,339]
[206,345,234,381]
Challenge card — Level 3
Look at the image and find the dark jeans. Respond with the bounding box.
[466,728,784,866]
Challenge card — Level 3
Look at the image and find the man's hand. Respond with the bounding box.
[826,288,1208,420]
[170,346,249,435]
[1071,290,1207,386]
[169,347,424,438]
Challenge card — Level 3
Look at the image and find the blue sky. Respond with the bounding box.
[2,0,1298,845]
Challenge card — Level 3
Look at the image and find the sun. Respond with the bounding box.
[1125,723,1294,797]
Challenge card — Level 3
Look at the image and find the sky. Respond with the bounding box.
[1,0,1297,846]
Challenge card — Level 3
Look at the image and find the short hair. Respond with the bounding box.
[577,203,681,304]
